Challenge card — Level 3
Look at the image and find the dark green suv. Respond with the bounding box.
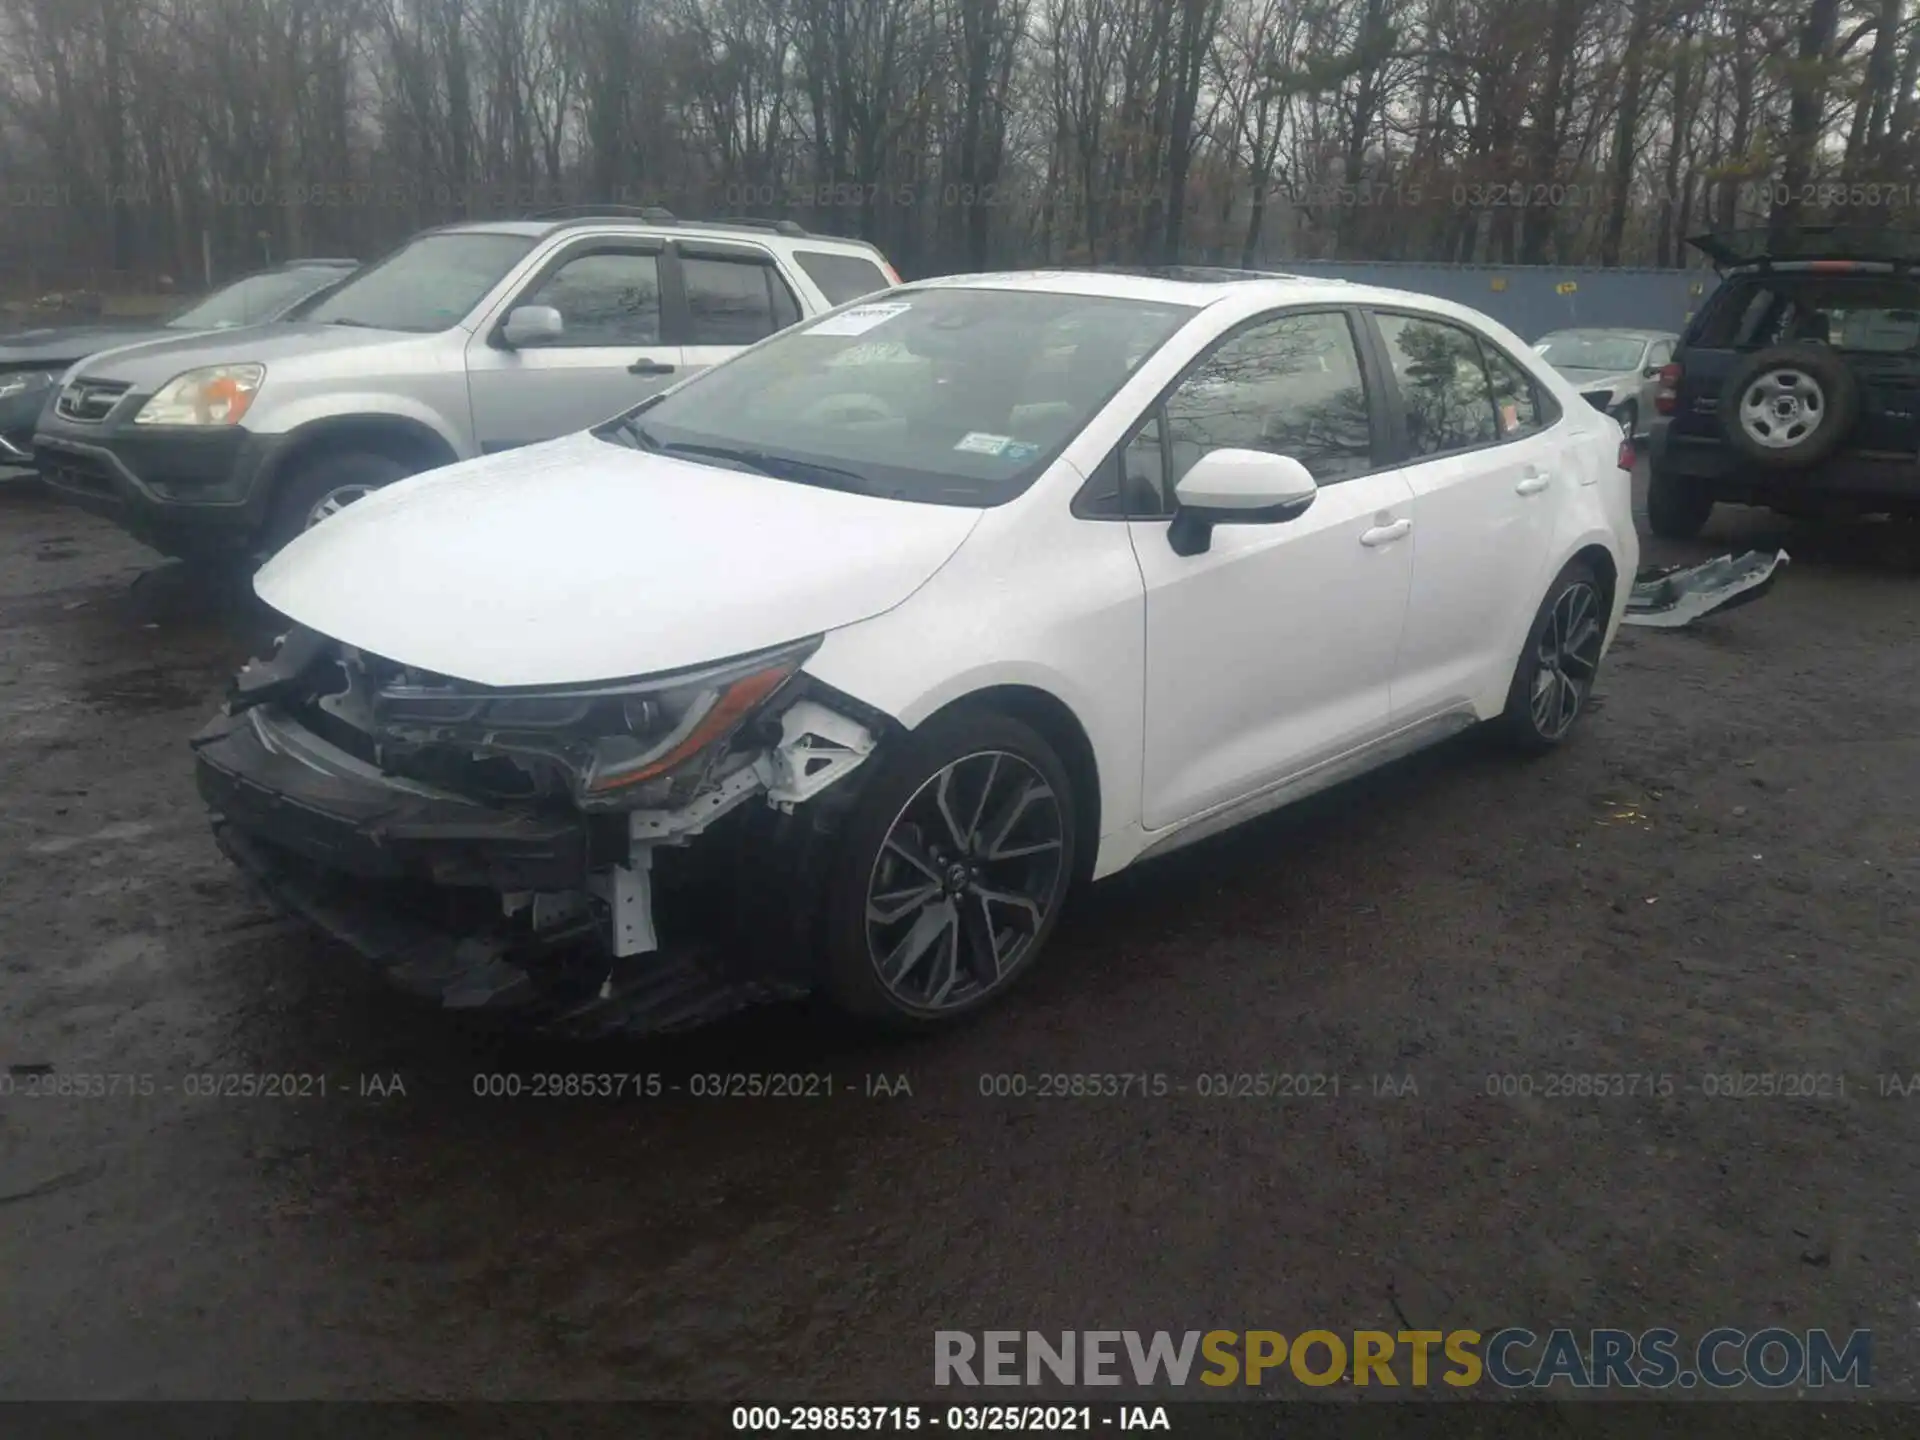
[1647,226,1920,537]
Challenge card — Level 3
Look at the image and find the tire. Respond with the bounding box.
[1646,465,1713,540]
[1611,399,1639,441]
[1496,558,1607,754]
[1718,343,1859,470]
[262,450,414,555]
[820,707,1078,1029]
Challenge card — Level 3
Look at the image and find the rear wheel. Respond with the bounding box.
[821,708,1077,1029]
[1646,465,1713,540]
[1496,559,1607,754]
[263,450,414,555]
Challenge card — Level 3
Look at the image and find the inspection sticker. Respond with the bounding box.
[955,431,1013,456]
[807,301,911,337]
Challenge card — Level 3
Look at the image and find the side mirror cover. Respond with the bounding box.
[1167,449,1319,557]
[501,304,564,349]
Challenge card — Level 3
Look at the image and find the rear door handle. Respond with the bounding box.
[628,359,676,376]
[1360,518,1412,547]
[1516,471,1551,495]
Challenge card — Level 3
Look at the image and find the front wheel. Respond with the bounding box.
[1495,559,1607,754]
[821,709,1077,1029]
[263,451,414,555]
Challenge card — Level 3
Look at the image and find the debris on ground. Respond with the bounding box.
[1624,549,1790,628]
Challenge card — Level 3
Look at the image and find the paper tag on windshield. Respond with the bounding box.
[808,302,911,337]
[955,432,1012,456]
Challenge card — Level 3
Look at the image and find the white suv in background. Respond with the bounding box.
[35,206,898,560]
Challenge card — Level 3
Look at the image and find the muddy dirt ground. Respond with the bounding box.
[1,470,1915,1402]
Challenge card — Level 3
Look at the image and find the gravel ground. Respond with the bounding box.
[0,471,1915,1401]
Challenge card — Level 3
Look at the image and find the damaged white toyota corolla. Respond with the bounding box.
[195,269,1638,1035]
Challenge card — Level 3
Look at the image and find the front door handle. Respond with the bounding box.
[1360,518,1412,547]
[628,359,676,376]
[1516,471,1551,495]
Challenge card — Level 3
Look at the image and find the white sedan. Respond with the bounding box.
[195,268,1638,1033]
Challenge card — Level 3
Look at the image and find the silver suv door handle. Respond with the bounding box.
[1360,518,1412,547]
[1516,470,1551,495]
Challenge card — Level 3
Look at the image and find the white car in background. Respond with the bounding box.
[194,268,1638,1035]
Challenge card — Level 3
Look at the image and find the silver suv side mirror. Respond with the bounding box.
[501,305,564,349]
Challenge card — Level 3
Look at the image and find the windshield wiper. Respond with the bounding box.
[655,441,875,494]
[324,318,386,329]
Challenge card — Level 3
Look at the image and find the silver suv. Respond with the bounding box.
[35,207,898,559]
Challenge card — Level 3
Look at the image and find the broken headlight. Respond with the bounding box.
[371,637,818,810]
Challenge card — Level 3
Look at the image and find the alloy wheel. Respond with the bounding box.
[864,750,1066,1013]
[1529,581,1602,739]
[1738,368,1825,450]
[304,484,377,529]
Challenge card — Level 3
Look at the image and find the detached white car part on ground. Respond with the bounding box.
[194,269,1638,1034]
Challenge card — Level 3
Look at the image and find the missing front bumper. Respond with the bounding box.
[1623,549,1789,628]
[193,691,876,1035]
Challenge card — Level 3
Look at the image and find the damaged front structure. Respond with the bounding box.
[193,628,881,1036]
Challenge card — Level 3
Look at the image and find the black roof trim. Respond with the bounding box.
[523,203,810,238]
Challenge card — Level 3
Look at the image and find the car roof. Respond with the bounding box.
[904,267,1509,320]
[429,215,885,255]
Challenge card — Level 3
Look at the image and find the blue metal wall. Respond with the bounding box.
[1266,260,1714,342]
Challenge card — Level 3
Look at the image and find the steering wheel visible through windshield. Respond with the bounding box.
[597,287,1196,505]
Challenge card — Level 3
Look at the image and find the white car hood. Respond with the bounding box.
[254,431,984,687]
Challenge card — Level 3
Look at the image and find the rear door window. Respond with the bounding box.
[681,253,804,344]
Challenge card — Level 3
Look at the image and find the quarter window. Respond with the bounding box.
[1376,313,1499,457]
[794,250,892,305]
[519,249,662,345]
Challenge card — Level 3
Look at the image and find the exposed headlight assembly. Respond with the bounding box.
[371,637,819,810]
[0,370,58,401]
[135,364,265,426]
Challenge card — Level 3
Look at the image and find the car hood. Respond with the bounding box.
[254,431,985,688]
[0,322,170,366]
[70,322,428,388]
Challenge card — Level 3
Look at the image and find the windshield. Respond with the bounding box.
[303,233,534,333]
[598,287,1196,505]
[1536,334,1647,371]
[164,268,348,330]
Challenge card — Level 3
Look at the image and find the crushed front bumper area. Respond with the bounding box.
[193,697,872,1036]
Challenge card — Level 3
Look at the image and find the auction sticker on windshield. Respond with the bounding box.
[808,301,911,337]
[955,431,1014,456]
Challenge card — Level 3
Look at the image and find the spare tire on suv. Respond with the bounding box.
[1718,343,1859,470]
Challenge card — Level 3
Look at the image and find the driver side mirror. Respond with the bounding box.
[501,304,564,349]
[1166,448,1318,557]
[1643,364,1662,378]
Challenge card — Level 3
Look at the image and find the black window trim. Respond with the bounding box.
[1072,303,1393,521]
[1359,306,1562,467]
[489,235,668,350]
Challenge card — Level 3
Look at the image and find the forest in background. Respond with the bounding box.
[0,0,1910,290]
